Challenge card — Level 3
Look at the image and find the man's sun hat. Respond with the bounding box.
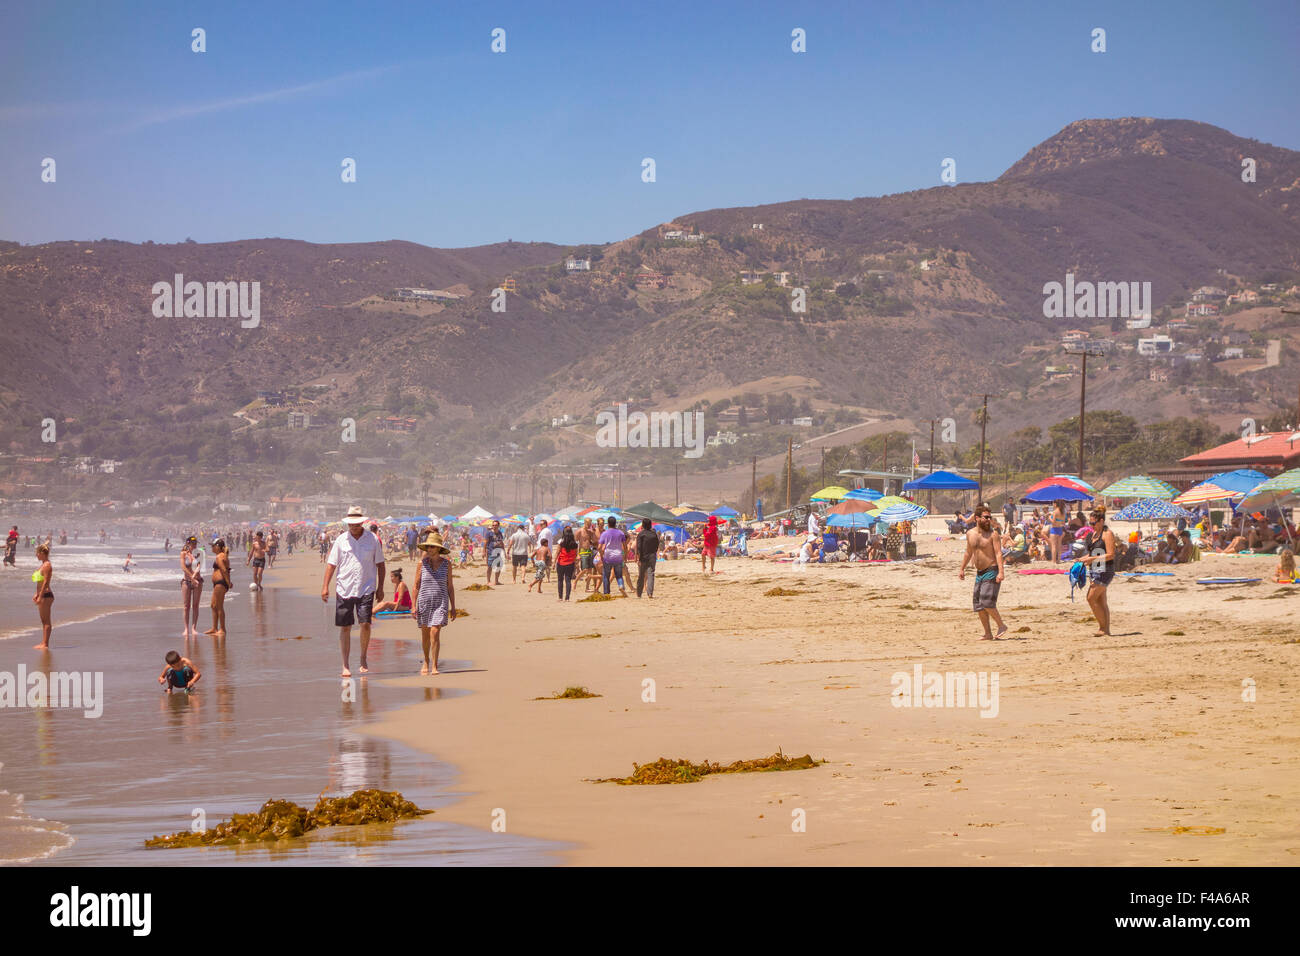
[344,506,367,525]
[419,531,451,553]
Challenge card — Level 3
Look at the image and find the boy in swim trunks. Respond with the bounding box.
[158,650,201,694]
[247,531,267,590]
[958,506,1008,640]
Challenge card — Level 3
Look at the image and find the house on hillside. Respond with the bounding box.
[792,416,813,427]
[376,416,417,433]
[1126,315,1151,330]
[393,288,461,301]
[565,257,591,272]
[258,390,287,406]
[1192,286,1227,301]
[661,230,684,240]
[1138,334,1175,356]
[1061,329,1089,343]
[287,411,312,430]
[684,232,705,242]
[1148,368,1170,383]
[1220,347,1245,360]
[1226,289,1259,305]
[740,271,765,285]
[1185,302,1219,317]
[1166,317,1190,330]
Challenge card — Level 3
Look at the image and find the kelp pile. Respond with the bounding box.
[464,583,493,591]
[578,593,616,602]
[536,686,601,700]
[598,751,822,785]
[763,587,806,597]
[452,608,469,618]
[146,789,430,848]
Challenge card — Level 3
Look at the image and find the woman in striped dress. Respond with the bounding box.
[411,531,456,676]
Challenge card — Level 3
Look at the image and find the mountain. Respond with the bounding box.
[2,117,1298,482]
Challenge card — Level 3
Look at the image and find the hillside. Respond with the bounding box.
[2,117,1299,499]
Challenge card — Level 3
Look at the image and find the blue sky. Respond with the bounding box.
[3,0,1298,248]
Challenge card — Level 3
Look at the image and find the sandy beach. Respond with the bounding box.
[278,521,1300,866]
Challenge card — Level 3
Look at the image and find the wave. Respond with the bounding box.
[0,764,74,864]
[0,603,175,642]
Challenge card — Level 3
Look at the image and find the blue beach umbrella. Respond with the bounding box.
[1022,484,1094,503]
[1112,498,1197,521]
[844,487,884,501]
[710,506,739,518]
[826,512,878,529]
[676,510,710,523]
[903,470,979,491]
[872,502,929,523]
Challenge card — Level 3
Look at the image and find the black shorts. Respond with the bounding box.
[335,593,375,627]
[1091,570,1115,587]
[252,557,265,568]
[511,553,529,568]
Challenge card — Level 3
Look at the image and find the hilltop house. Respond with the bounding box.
[1126,315,1151,330]
[1226,290,1259,305]
[1061,329,1089,343]
[1185,302,1219,317]
[1220,347,1245,360]
[661,230,685,240]
[287,411,312,430]
[565,257,591,272]
[1191,286,1227,301]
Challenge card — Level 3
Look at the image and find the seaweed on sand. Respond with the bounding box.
[535,686,601,700]
[463,583,493,591]
[146,789,431,848]
[578,592,617,602]
[596,750,823,785]
[763,587,806,597]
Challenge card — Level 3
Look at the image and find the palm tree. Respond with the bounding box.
[380,472,402,507]
[419,463,436,512]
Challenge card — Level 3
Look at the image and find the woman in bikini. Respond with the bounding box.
[1048,500,1067,563]
[180,536,203,640]
[32,543,54,650]
[206,539,232,637]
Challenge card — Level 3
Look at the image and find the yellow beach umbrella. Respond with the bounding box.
[809,485,851,502]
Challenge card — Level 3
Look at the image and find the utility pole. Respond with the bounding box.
[674,463,679,508]
[977,394,989,502]
[1065,342,1106,478]
[786,437,793,510]
[820,447,826,488]
[751,455,757,520]
[617,463,622,508]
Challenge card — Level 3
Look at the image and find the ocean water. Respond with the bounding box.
[0,542,565,866]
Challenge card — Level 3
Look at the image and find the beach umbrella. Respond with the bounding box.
[871,495,915,510]
[844,486,884,501]
[653,523,689,543]
[1099,475,1179,500]
[872,502,928,523]
[624,501,680,524]
[1022,484,1093,503]
[1236,469,1300,513]
[903,470,979,491]
[441,515,458,522]
[1173,481,1238,506]
[1112,498,1197,521]
[828,498,878,515]
[671,504,699,515]
[826,512,878,529]
[808,485,851,502]
[1207,468,1270,494]
[676,510,710,523]
[710,506,739,519]
[1025,475,1095,496]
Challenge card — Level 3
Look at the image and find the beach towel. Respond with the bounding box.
[1197,577,1261,586]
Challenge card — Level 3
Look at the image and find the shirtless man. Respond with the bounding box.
[958,507,1008,640]
[577,519,600,592]
[247,531,268,590]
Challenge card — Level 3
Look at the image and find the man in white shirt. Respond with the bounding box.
[507,525,531,584]
[321,506,386,677]
[807,511,820,536]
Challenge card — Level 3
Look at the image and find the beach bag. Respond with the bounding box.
[1068,561,1087,601]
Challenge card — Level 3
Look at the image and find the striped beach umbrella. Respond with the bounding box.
[1112,498,1197,521]
[1099,475,1179,499]
[1236,468,1300,513]
[844,487,884,501]
[1173,481,1237,506]
[871,502,929,523]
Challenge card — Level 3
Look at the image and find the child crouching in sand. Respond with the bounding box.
[159,650,200,694]
[412,532,456,676]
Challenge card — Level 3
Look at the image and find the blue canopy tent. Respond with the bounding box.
[710,506,739,519]
[677,510,710,523]
[903,470,979,491]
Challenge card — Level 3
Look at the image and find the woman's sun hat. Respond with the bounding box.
[419,531,450,553]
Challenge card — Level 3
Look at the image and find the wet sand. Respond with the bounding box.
[279,525,1300,865]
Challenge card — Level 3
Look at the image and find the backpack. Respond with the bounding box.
[1068,561,1088,601]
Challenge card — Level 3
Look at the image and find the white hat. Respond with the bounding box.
[344,506,367,525]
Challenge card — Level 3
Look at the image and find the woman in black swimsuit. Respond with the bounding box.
[207,539,231,638]
[1083,507,1117,637]
[32,543,54,650]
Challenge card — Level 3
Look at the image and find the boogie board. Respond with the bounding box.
[1121,571,1174,577]
[1197,577,1261,586]
[374,609,410,619]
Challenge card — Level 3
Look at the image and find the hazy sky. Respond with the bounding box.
[3,0,1298,247]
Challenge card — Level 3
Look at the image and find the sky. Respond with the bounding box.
[2,0,1298,248]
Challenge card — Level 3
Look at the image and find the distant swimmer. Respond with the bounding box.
[32,543,54,650]
[4,526,17,568]
[164,537,171,552]
[123,553,134,573]
[158,650,201,694]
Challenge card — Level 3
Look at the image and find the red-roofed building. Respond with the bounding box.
[1179,432,1300,475]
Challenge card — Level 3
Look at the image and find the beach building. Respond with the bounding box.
[1177,431,1300,478]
